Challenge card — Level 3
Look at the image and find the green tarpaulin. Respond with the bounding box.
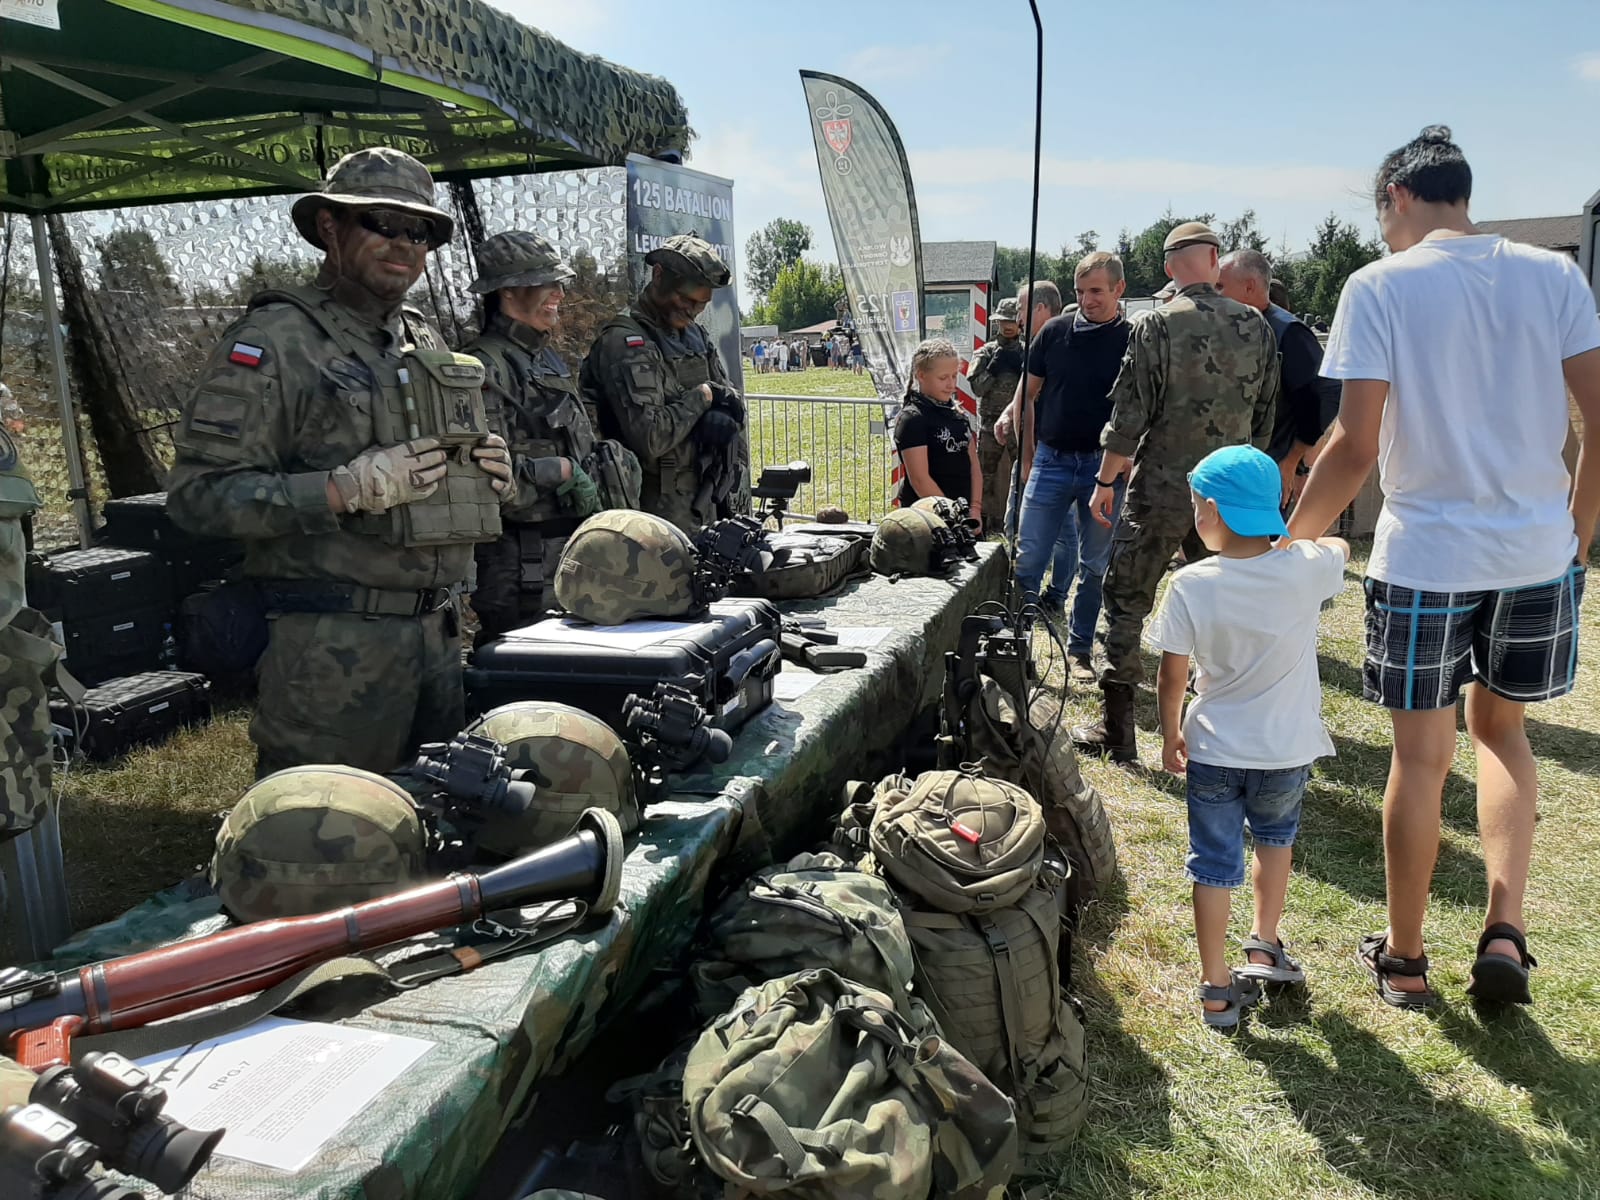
[1,0,692,214]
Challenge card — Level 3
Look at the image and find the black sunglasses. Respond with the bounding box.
[356,209,434,246]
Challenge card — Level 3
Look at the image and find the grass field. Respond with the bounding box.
[53,543,1600,1199]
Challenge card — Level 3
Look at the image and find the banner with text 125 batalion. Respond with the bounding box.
[799,70,925,410]
[625,154,742,393]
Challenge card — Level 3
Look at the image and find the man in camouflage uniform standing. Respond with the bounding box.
[1,425,68,961]
[462,231,641,645]
[1074,223,1279,761]
[967,297,1025,535]
[582,236,744,534]
[169,148,515,779]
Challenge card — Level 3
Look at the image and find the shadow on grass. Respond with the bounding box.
[1240,1010,1546,1199]
[1027,882,1180,1199]
[1523,715,1600,778]
[1436,1004,1600,1178]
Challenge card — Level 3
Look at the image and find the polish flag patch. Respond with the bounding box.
[624,335,646,349]
[229,342,264,367]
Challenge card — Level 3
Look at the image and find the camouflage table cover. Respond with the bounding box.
[40,545,1008,1200]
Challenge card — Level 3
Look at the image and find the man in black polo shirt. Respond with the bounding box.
[1014,252,1133,679]
[1219,250,1339,505]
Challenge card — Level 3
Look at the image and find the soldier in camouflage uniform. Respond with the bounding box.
[462,231,641,645]
[168,148,516,779]
[967,297,1025,535]
[581,236,744,534]
[1074,223,1279,761]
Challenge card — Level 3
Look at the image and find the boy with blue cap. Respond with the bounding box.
[1145,445,1349,1026]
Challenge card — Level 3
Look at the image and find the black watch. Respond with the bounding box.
[1095,477,1118,488]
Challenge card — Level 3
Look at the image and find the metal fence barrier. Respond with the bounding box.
[745,393,895,523]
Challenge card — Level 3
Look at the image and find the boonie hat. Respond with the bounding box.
[470,231,576,294]
[291,147,453,250]
[1162,221,1220,253]
[992,297,1020,323]
[645,234,731,288]
[1189,445,1289,539]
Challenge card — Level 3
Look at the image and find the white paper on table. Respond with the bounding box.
[0,0,61,30]
[773,668,825,701]
[500,616,690,650]
[134,1017,434,1173]
[829,626,894,650]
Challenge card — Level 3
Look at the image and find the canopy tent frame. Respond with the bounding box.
[1,0,691,546]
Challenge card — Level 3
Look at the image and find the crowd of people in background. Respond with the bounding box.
[745,331,864,375]
[888,125,1600,1024]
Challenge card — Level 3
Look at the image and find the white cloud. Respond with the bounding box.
[917,147,1368,204]
[1576,52,1600,81]
[839,44,953,82]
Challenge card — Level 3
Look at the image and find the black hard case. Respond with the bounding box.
[51,670,212,761]
[25,546,171,621]
[99,492,245,598]
[466,599,783,732]
[59,605,170,685]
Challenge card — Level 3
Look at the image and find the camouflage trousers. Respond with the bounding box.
[978,429,1015,537]
[0,610,57,836]
[251,605,464,779]
[1100,497,1211,688]
[472,525,571,648]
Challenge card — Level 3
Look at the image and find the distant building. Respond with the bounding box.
[1475,214,1583,259]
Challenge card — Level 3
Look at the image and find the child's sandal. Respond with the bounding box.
[1199,972,1262,1029]
[1237,934,1306,986]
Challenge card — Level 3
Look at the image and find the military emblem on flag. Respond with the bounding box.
[813,89,856,175]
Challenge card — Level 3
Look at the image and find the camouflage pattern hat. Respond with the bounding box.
[290,147,453,251]
[1162,220,1220,253]
[871,507,956,577]
[645,234,731,288]
[210,765,426,923]
[992,297,1021,323]
[554,509,704,625]
[467,700,639,855]
[469,230,577,295]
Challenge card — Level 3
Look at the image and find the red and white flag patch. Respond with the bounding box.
[229,342,264,367]
[624,335,646,349]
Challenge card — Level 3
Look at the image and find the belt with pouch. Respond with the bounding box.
[257,579,459,618]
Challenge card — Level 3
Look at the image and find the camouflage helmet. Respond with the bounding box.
[290,147,452,250]
[910,495,968,528]
[466,701,639,855]
[554,509,704,625]
[644,234,731,288]
[469,230,576,295]
[210,765,425,923]
[871,507,958,577]
[992,296,1021,324]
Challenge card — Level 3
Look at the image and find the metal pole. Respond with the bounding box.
[31,214,92,548]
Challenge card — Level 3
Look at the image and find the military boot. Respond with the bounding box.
[1072,683,1137,763]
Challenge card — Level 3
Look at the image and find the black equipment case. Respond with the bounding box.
[466,598,782,733]
[51,671,212,761]
[99,492,245,596]
[60,606,172,686]
[25,545,170,622]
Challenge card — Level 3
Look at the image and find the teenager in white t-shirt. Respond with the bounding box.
[1147,445,1348,1027]
[1290,126,1600,1009]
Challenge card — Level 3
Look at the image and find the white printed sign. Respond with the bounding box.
[1,0,60,30]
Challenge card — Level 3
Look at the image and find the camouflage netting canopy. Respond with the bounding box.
[1,0,693,215]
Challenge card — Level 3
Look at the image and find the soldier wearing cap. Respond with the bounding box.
[168,147,515,779]
[581,235,745,534]
[1073,221,1278,762]
[967,296,1025,535]
[462,231,643,644]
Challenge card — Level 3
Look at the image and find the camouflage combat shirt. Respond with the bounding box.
[1100,282,1279,510]
[966,334,1027,424]
[168,290,470,590]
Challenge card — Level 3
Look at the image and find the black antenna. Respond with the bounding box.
[1003,0,1045,622]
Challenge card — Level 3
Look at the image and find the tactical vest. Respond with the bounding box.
[972,337,1026,424]
[249,287,501,547]
[469,325,596,527]
[595,311,719,528]
[2,433,58,835]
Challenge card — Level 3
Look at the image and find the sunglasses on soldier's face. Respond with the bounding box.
[355,209,434,246]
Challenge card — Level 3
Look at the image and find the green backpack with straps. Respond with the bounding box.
[690,851,919,1023]
[865,769,1089,1158]
[683,968,1018,1200]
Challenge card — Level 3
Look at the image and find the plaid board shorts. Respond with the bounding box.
[1363,564,1587,710]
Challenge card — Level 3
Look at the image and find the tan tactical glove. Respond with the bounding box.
[329,437,447,514]
[471,434,517,502]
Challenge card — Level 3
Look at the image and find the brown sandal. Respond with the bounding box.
[1357,932,1439,1009]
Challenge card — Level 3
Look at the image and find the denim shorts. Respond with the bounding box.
[1185,761,1311,888]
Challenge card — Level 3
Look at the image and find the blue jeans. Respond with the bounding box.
[1184,762,1310,888]
[1015,445,1123,655]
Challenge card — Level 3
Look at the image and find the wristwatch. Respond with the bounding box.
[1095,477,1118,488]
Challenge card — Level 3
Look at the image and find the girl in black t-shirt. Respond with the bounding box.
[893,337,982,523]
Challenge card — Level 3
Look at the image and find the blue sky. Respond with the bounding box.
[502,0,1600,296]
